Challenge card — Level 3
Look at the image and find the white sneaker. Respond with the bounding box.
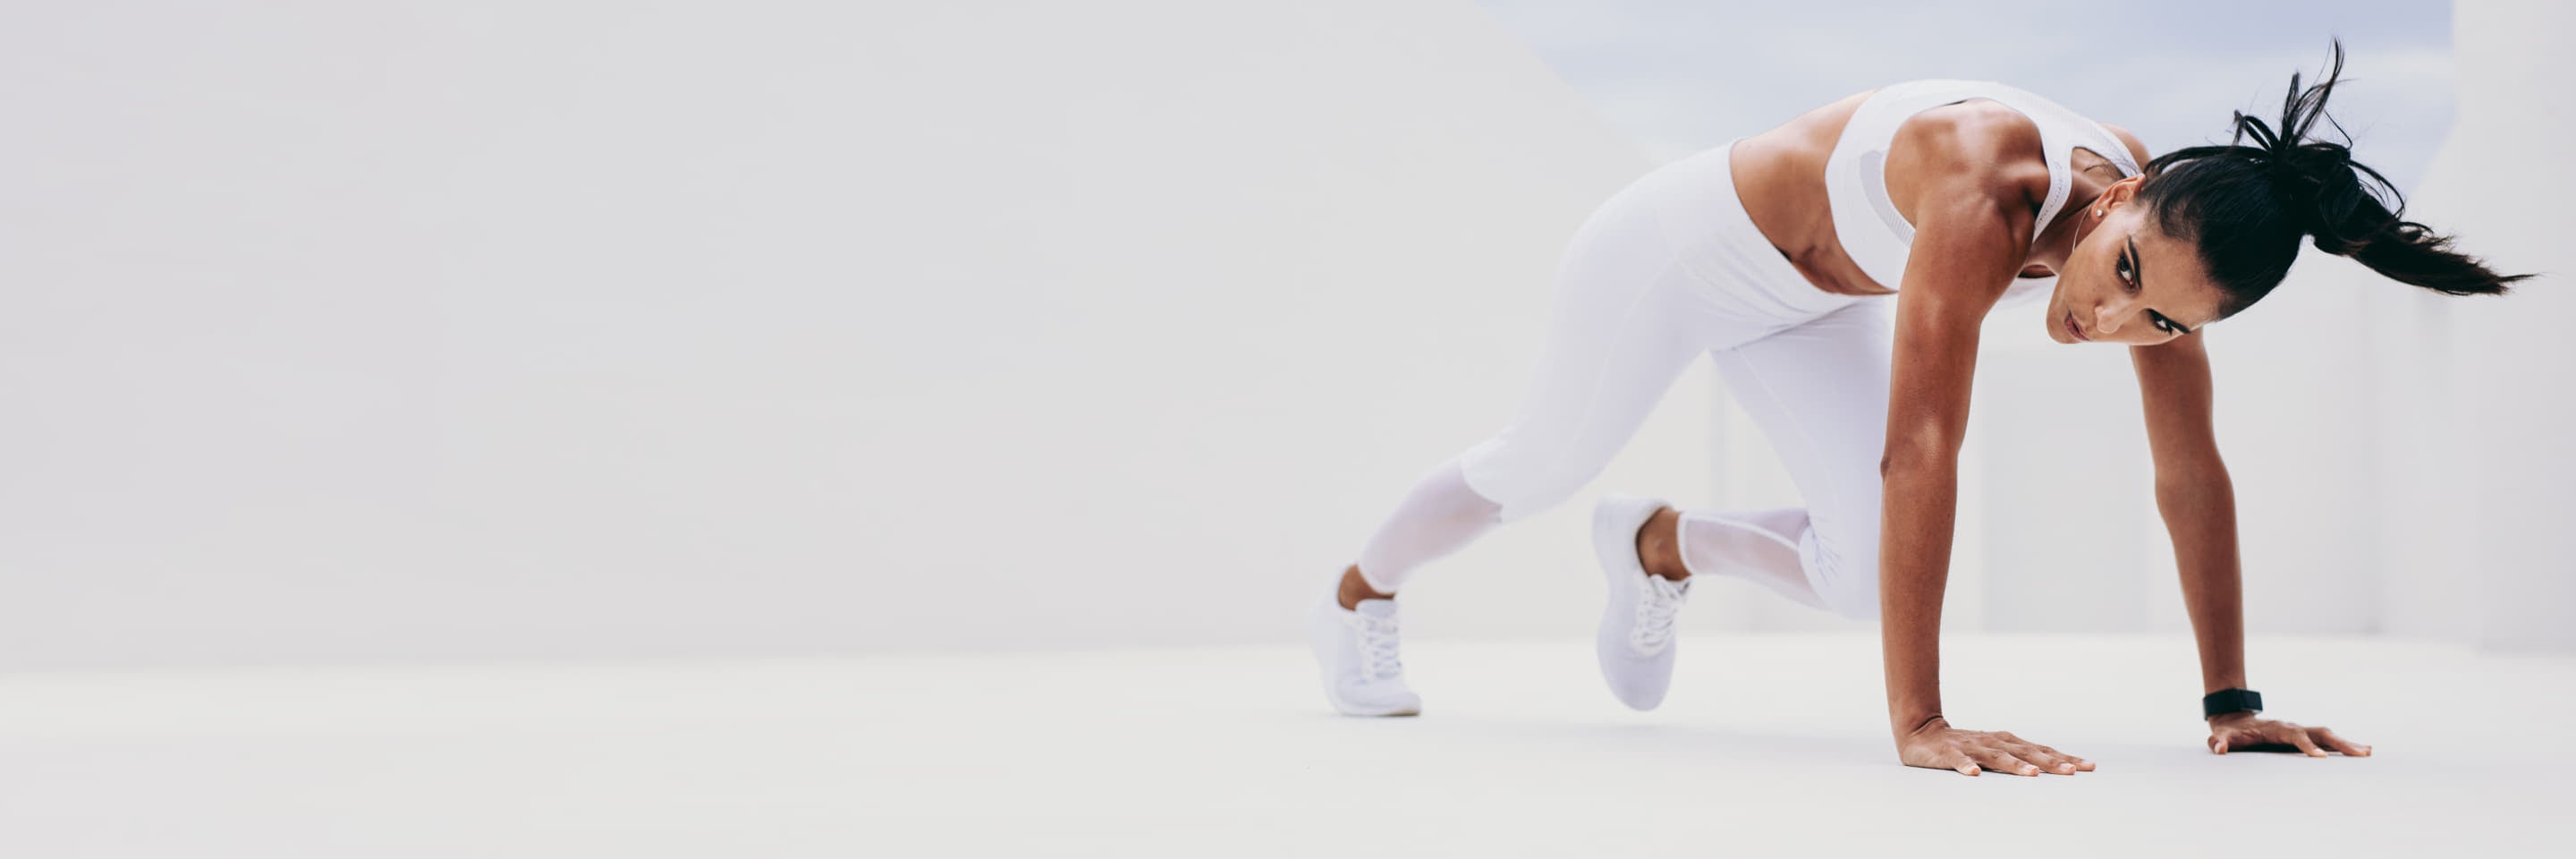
[1594,494,1690,710]
[1305,592,1422,717]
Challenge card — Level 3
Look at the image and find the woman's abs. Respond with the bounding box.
[1727,88,1895,298]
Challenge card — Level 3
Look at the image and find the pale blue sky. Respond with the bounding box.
[1473,0,2454,191]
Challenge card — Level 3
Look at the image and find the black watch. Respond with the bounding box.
[2203,687,2263,719]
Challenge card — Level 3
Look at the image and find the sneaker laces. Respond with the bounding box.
[1353,613,1405,681]
[1630,575,1691,651]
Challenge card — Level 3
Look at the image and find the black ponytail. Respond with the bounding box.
[2133,38,2533,317]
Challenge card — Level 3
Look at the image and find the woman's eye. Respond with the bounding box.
[2152,316,2175,335]
[2118,253,2137,291]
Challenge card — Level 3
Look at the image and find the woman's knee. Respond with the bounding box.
[1457,438,1600,523]
[1804,527,1883,622]
[1489,465,1599,523]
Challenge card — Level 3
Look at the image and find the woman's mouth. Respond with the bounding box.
[2064,310,2089,342]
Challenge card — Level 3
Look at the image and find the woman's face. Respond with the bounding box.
[2049,179,2227,346]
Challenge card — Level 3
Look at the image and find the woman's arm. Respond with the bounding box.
[1877,110,2094,775]
[1879,228,2007,739]
[2133,334,2374,759]
[2129,333,2247,699]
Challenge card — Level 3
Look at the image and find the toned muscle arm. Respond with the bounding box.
[1877,114,2037,743]
[2131,332,2248,698]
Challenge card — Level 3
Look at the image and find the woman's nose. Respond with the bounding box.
[2093,298,2131,335]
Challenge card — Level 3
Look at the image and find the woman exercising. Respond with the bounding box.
[1303,41,2529,776]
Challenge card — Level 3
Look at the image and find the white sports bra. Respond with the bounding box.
[1822,79,2142,306]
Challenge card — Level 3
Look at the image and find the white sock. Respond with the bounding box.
[1677,506,1828,610]
[1350,456,1504,593]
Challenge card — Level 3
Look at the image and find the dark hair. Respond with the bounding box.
[2133,38,2533,318]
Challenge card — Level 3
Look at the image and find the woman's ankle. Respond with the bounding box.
[1338,565,1395,610]
[1636,507,1691,582]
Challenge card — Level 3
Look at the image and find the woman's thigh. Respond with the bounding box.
[1454,244,1722,522]
[1459,140,1860,523]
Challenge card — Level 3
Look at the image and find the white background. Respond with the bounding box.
[1,0,2566,669]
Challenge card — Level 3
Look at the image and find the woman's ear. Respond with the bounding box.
[2106,174,2147,208]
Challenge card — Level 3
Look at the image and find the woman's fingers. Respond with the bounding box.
[2207,721,2368,757]
[1968,744,2044,776]
[1932,744,1981,776]
[2314,727,2373,757]
[2003,743,2079,774]
[2027,741,2093,770]
[1908,728,2095,776]
[2284,727,2329,757]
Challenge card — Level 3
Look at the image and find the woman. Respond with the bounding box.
[1303,41,2528,776]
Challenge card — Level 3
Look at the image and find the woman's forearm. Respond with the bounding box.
[2157,464,2246,695]
[1880,453,1961,738]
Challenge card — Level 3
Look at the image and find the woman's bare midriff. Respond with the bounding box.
[1727,89,1894,297]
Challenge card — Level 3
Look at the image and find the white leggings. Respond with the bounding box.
[1351,138,1895,621]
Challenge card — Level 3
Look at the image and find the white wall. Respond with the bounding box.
[0,1,1717,668]
[2396,0,2576,652]
[7,2,2559,668]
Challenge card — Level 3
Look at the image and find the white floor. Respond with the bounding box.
[1,632,2567,857]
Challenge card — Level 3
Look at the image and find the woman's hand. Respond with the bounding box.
[1896,716,2097,776]
[2207,712,2373,756]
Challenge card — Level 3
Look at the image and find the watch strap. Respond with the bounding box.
[2203,687,2263,719]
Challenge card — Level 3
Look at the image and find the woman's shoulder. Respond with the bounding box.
[1885,99,2057,217]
